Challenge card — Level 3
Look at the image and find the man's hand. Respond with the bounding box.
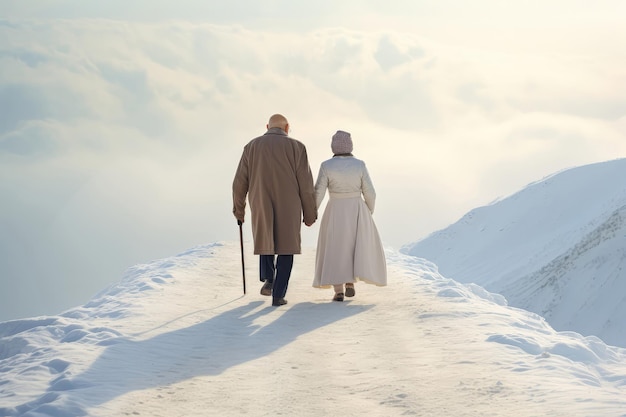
[237,219,244,225]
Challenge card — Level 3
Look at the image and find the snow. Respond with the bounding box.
[402,158,626,348]
[2,241,626,416]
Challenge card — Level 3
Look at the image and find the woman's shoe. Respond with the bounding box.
[345,283,355,297]
[333,293,344,302]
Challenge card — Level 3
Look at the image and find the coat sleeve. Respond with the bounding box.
[232,148,249,222]
[361,162,376,214]
[296,146,318,224]
[314,164,328,209]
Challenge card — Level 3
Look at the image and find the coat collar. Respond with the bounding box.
[265,127,287,136]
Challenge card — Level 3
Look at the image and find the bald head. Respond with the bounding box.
[267,114,289,133]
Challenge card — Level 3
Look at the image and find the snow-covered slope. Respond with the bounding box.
[401,158,626,347]
[1,242,626,416]
[501,205,626,346]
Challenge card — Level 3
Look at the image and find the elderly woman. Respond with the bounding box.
[312,130,387,301]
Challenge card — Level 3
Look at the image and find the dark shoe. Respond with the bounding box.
[260,280,273,296]
[272,298,287,306]
[333,293,344,302]
[345,283,355,297]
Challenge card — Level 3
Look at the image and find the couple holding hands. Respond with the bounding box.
[232,114,387,306]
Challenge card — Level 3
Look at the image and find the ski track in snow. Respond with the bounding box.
[1,242,626,417]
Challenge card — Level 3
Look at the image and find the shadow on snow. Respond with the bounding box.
[7,299,372,416]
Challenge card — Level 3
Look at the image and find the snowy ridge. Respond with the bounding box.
[1,242,626,416]
[501,205,626,344]
[401,158,626,347]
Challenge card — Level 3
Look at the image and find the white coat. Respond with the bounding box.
[312,155,387,288]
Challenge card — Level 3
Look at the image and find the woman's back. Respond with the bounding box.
[316,155,376,212]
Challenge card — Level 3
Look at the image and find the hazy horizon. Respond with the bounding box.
[1,1,625,321]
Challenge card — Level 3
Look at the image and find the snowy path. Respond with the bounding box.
[82,242,625,417]
[2,241,626,417]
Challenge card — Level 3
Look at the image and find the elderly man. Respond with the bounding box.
[232,114,317,306]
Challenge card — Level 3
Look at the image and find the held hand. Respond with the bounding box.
[237,219,243,226]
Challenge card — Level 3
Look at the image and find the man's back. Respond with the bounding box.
[233,127,316,254]
[245,130,307,200]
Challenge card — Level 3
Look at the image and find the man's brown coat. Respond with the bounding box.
[232,128,317,254]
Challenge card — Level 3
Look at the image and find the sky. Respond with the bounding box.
[1,242,626,416]
[1,1,626,321]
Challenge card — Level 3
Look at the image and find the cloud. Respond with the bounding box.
[1,16,625,320]
[374,35,424,71]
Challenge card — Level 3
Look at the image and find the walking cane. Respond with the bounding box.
[237,220,247,295]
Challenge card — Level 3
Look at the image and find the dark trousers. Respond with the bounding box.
[259,254,294,300]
